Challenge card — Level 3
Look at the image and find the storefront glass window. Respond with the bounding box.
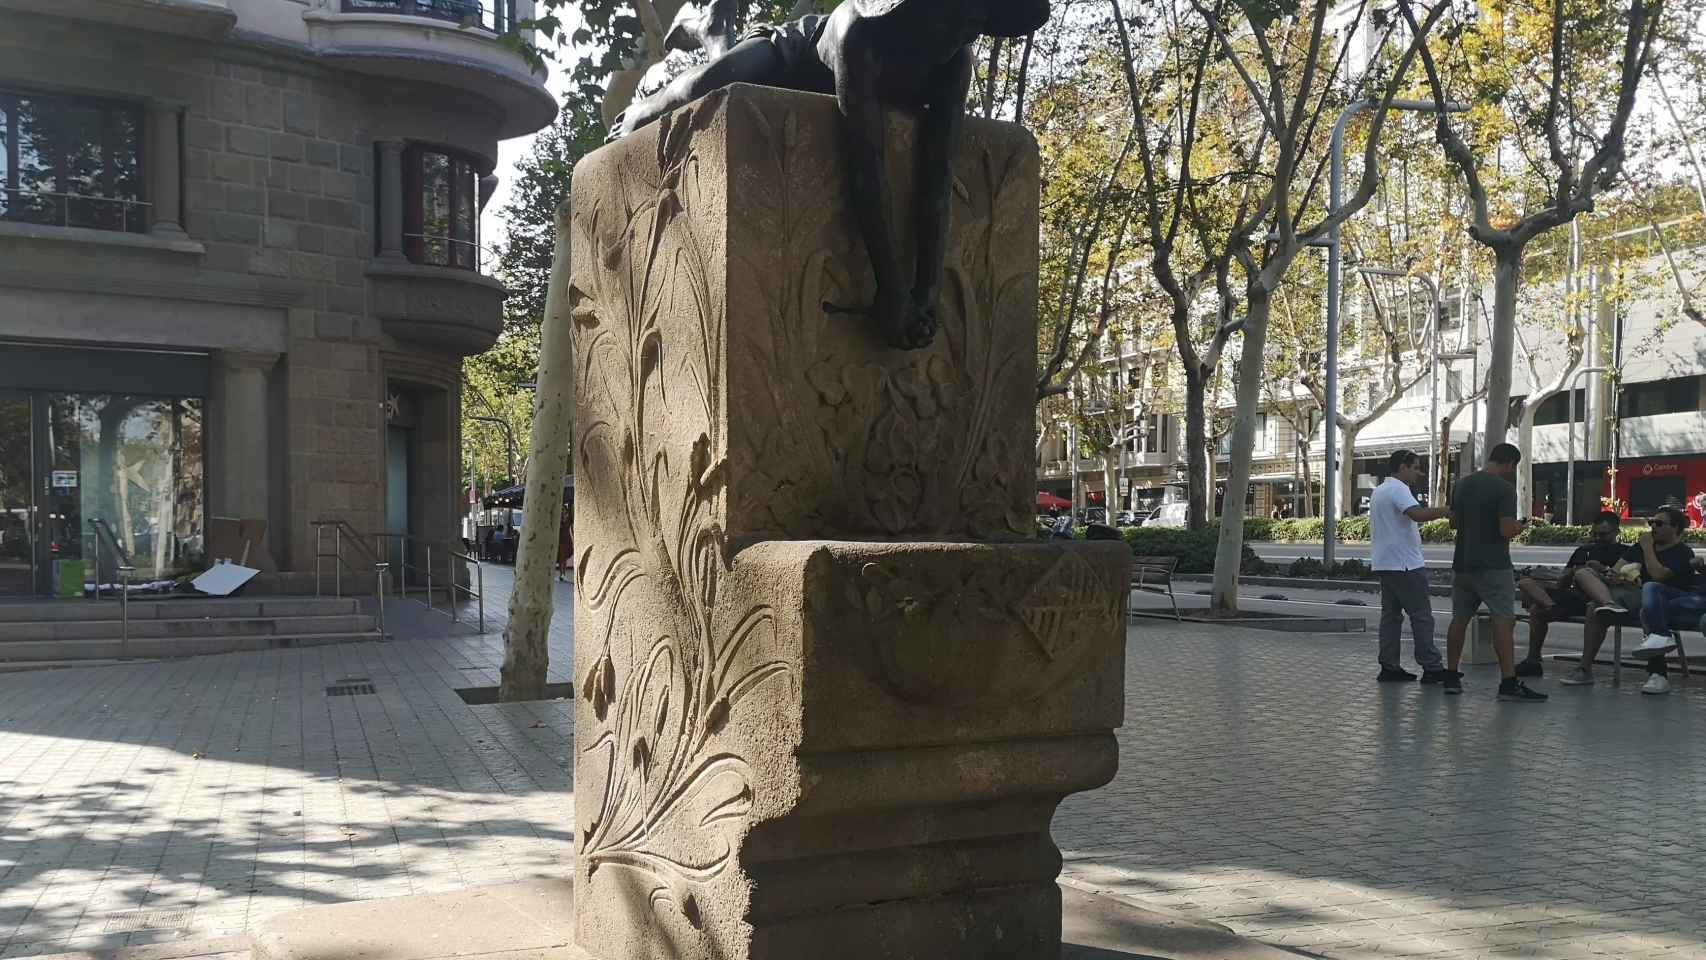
[43,394,204,583]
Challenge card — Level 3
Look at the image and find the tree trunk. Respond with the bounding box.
[499,203,575,703]
[1205,435,1216,519]
[1211,300,1272,612]
[1103,458,1117,519]
[1184,367,1208,528]
[1483,249,1521,447]
[1516,409,1536,518]
[1338,422,1360,518]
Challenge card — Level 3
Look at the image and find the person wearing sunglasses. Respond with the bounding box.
[1563,505,1697,694]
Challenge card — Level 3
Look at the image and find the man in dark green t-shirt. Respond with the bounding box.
[1443,443,1547,702]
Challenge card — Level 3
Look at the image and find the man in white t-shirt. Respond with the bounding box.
[1370,449,1453,682]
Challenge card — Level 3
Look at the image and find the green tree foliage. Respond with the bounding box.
[461,99,604,491]
[508,1,834,108]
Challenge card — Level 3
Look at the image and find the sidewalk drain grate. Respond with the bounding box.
[326,682,376,697]
[104,911,190,932]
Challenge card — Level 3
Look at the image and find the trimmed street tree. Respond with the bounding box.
[1397,0,1668,447]
[1110,0,1448,610]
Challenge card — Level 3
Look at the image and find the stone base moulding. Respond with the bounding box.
[572,540,1127,960]
[570,84,1130,960]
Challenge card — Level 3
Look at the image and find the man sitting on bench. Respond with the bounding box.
[1562,505,1697,694]
[1514,510,1625,678]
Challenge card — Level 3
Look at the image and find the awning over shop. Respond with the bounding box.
[482,477,574,510]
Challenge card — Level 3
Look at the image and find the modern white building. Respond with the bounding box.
[1038,243,1706,523]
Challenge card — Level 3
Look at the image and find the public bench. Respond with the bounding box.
[1130,555,1181,622]
[1489,606,1694,684]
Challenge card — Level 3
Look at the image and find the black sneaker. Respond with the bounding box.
[1498,679,1549,703]
[1442,670,1463,695]
[1377,667,1418,683]
[1420,669,1450,684]
[1515,658,1543,678]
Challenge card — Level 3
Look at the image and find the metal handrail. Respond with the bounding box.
[373,531,485,633]
[89,518,133,599]
[310,520,390,637]
[118,565,135,657]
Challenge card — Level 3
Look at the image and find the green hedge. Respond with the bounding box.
[1260,557,1374,579]
[1253,517,1706,545]
[1119,524,1259,575]
[1521,523,1706,546]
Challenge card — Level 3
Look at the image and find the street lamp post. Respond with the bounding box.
[1327,97,1467,564]
[1357,267,1442,500]
[1437,349,1478,500]
[1565,366,1608,526]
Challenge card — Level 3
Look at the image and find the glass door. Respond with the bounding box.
[0,392,33,596]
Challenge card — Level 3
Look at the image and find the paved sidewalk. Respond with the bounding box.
[1056,621,1706,959]
[0,573,575,958]
[2,566,1704,959]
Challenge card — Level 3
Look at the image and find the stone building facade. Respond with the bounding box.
[0,0,553,595]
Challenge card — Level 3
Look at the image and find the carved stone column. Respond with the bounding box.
[377,140,406,261]
[147,102,187,239]
[570,86,1128,960]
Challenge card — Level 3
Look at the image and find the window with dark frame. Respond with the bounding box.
[0,87,145,233]
[1531,388,1587,426]
[1618,376,1701,418]
[403,144,480,270]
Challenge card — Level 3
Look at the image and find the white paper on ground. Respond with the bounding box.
[193,561,260,596]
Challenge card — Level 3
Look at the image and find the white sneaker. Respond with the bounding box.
[1595,603,1628,615]
[1642,674,1671,695]
[1634,633,1677,657]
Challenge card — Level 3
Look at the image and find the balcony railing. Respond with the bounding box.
[2,188,150,234]
[342,0,516,33]
[404,232,488,272]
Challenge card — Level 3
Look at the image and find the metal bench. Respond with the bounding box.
[1130,555,1181,622]
[1594,610,1691,683]
[1504,608,1693,685]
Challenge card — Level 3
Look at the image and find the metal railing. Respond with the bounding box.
[3,188,151,234]
[89,518,133,600]
[118,564,135,657]
[311,519,390,637]
[374,532,485,633]
[87,519,138,655]
[341,0,515,33]
[402,232,488,272]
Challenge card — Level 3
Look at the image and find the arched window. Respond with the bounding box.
[403,145,479,270]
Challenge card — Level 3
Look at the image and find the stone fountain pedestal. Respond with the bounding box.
[567,84,1129,960]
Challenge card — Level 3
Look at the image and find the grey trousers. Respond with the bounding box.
[1378,568,1443,671]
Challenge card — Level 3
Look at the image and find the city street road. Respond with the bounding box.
[1251,541,1579,567]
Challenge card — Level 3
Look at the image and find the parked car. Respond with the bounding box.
[1144,502,1189,528]
[1114,510,1138,527]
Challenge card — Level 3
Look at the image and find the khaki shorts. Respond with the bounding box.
[1453,569,1517,620]
[1605,584,1642,612]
